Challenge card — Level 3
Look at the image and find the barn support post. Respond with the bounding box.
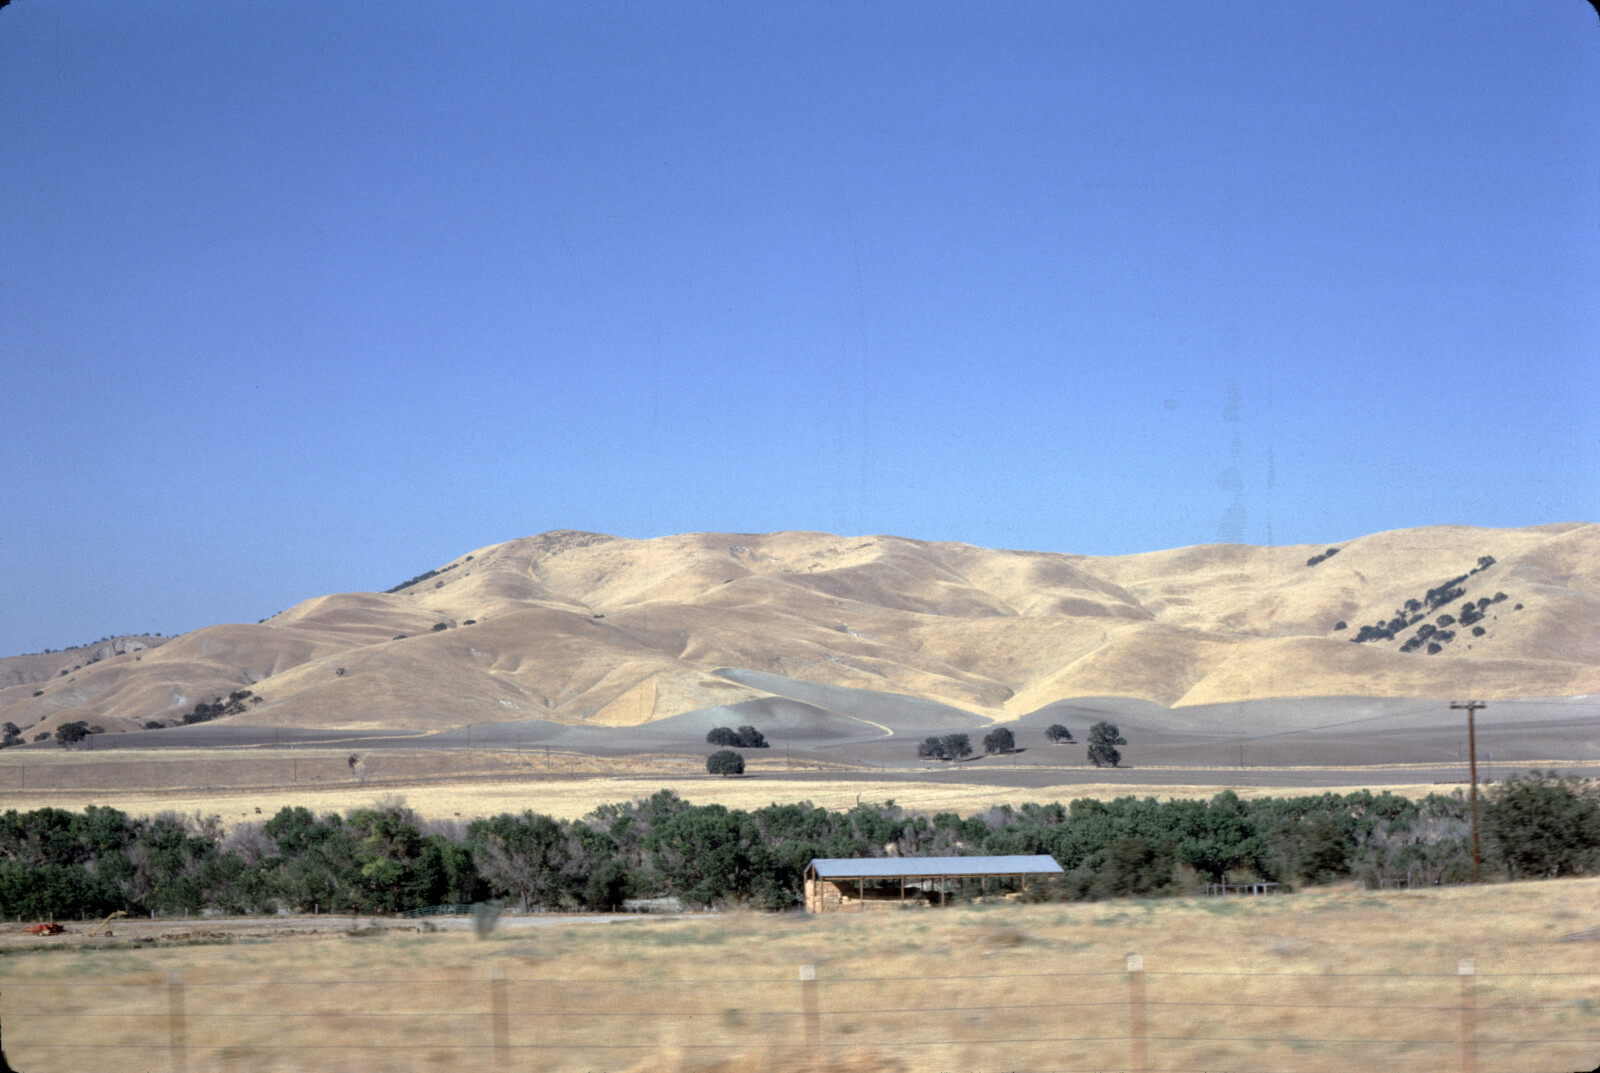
[167,970,186,1073]
[858,877,864,911]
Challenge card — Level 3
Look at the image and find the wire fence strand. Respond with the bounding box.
[5,956,1598,1073]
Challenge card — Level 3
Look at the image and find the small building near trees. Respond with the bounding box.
[803,855,1063,913]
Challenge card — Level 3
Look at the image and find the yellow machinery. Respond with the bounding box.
[95,909,127,936]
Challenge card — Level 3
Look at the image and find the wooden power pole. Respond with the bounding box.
[1451,701,1487,881]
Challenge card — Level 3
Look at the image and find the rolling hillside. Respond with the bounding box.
[2,524,1597,738]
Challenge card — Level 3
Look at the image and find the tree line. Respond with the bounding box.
[1,773,1594,920]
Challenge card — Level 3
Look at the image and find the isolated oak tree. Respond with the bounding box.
[55,721,92,748]
[705,727,739,747]
[1045,724,1073,744]
[706,750,745,777]
[982,727,1015,754]
[1087,721,1127,768]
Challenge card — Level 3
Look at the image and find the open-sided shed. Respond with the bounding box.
[803,855,1063,913]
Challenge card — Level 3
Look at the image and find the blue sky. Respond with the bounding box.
[2,2,1597,655]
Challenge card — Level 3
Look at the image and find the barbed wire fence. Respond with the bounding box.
[6,956,1599,1073]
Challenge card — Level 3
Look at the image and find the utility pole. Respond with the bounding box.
[1451,701,1486,882]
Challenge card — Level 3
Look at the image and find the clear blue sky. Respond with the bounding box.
[2,2,1597,655]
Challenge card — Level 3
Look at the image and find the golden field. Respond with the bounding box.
[0,744,1526,825]
[4,877,1600,1072]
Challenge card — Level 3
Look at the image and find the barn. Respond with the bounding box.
[803,855,1064,913]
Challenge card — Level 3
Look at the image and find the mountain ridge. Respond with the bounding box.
[3,523,1596,740]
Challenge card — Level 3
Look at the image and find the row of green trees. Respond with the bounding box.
[1,774,1595,920]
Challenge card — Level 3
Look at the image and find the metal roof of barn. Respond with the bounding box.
[806,855,1063,879]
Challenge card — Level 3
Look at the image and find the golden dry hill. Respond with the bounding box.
[3,523,1597,738]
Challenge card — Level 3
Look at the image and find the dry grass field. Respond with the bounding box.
[5,877,1600,1072]
[0,744,1479,824]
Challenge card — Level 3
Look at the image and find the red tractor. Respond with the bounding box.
[23,922,65,936]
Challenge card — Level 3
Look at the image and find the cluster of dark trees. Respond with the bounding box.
[177,690,260,727]
[1305,547,1341,567]
[922,721,1126,767]
[917,733,973,761]
[383,556,472,594]
[3,774,1594,922]
[705,726,767,748]
[1348,556,1511,649]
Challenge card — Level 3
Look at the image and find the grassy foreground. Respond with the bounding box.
[4,877,1599,1073]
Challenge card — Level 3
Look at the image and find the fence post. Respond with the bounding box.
[490,965,509,1068]
[1459,958,1476,1073]
[1127,955,1147,1073]
[167,970,186,1073]
[799,964,820,1067]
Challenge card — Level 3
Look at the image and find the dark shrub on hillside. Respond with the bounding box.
[706,727,739,747]
[735,726,768,749]
[1427,643,1442,655]
[1424,575,1469,610]
[1437,614,1456,627]
[1046,724,1074,743]
[182,690,256,726]
[1333,621,1347,631]
[1472,626,1486,637]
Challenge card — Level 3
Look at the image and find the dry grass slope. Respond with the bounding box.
[2,524,1596,737]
